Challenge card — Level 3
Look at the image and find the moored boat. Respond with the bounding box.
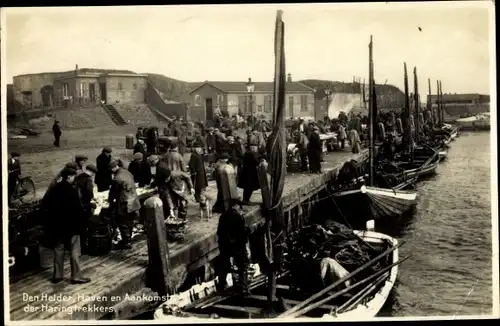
[153,228,402,321]
[455,113,490,131]
[393,151,440,179]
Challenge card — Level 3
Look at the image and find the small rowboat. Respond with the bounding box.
[154,230,400,321]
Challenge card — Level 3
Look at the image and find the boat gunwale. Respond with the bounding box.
[153,230,400,321]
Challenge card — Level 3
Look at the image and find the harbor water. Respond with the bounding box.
[378,131,493,317]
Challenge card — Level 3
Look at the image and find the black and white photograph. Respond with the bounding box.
[1,2,498,323]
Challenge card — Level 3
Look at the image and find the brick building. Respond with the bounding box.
[187,74,316,122]
[11,66,148,110]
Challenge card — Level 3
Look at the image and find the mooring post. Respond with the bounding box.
[144,196,172,296]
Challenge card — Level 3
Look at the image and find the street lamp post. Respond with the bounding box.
[246,77,255,129]
[324,88,332,118]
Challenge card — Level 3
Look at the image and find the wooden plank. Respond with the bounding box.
[247,295,337,311]
[212,304,262,315]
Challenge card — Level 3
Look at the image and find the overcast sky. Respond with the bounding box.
[2,2,494,94]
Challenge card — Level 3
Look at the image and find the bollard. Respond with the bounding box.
[396,118,403,134]
[144,196,172,296]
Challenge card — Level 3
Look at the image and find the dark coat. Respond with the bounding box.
[206,133,216,151]
[308,132,323,173]
[152,161,171,192]
[52,123,61,136]
[217,207,248,248]
[108,168,141,215]
[95,153,112,191]
[44,180,85,240]
[128,160,152,187]
[228,142,243,167]
[188,151,208,192]
[238,150,261,191]
[75,172,94,210]
[133,142,146,157]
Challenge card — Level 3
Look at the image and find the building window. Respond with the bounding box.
[264,95,274,113]
[80,83,84,97]
[300,95,308,111]
[194,94,202,106]
[133,84,137,90]
[62,83,69,98]
[118,82,123,91]
[289,96,294,114]
[216,94,224,107]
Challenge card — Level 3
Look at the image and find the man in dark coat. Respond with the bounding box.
[215,200,250,294]
[95,147,113,192]
[45,167,90,284]
[213,153,239,214]
[8,152,21,204]
[52,120,62,147]
[205,127,216,154]
[108,160,141,249]
[75,164,98,254]
[238,144,261,204]
[149,155,171,219]
[214,128,226,154]
[308,127,323,174]
[188,139,209,216]
[133,139,147,157]
[163,139,186,172]
[226,136,243,181]
[128,152,152,187]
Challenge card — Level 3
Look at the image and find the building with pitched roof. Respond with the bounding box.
[187,74,316,121]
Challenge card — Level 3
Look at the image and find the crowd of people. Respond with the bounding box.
[10,111,375,290]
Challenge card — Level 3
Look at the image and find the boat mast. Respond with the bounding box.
[403,63,412,154]
[368,35,374,187]
[436,80,441,126]
[265,9,287,307]
[413,67,420,144]
[439,81,444,125]
[427,78,432,123]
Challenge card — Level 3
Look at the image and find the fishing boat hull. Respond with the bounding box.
[395,153,440,179]
[332,185,417,221]
[154,230,399,321]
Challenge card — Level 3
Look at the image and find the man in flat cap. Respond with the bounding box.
[206,127,216,154]
[213,152,240,214]
[163,138,186,172]
[75,154,88,174]
[128,152,152,187]
[108,159,140,249]
[188,138,209,218]
[95,147,113,192]
[238,140,261,204]
[44,167,90,284]
[75,163,98,253]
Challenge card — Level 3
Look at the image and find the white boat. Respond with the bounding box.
[455,113,490,130]
[154,230,400,321]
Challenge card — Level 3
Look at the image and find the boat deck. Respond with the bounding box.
[8,149,367,321]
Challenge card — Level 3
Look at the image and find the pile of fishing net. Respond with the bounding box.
[283,220,383,293]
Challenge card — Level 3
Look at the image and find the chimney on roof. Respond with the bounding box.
[75,64,79,71]
[287,73,292,82]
